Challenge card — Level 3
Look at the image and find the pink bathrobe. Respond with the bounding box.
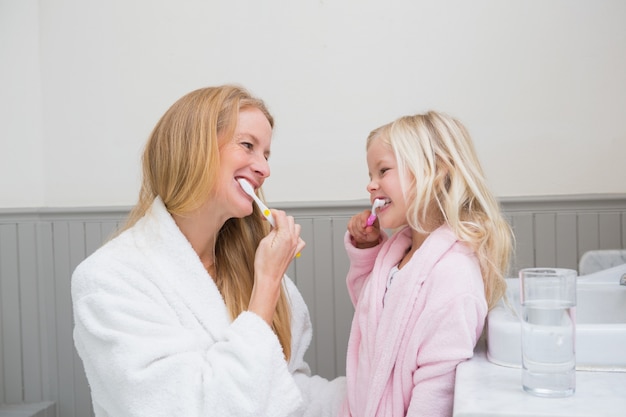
[341,225,487,417]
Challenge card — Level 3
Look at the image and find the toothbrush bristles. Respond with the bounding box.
[366,199,385,227]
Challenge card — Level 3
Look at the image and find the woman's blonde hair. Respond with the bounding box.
[120,85,292,358]
[367,111,513,310]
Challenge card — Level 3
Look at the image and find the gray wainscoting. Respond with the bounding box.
[1,194,625,417]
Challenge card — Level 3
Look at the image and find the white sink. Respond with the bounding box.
[486,264,626,371]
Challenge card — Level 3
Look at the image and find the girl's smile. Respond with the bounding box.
[366,138,407,230]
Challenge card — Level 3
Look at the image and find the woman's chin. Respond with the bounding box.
[240,205,255,219]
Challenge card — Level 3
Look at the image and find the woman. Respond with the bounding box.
[72,85,345,417]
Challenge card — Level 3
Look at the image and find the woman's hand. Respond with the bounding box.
[248,210,306,325]
[347,210,381,249]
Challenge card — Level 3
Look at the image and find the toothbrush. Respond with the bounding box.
[237,178,275,227]
[366,198,386,227]
[238,178,301,258]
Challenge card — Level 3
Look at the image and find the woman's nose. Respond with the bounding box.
[254,155,270,178]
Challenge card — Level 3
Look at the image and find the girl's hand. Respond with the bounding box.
[347,210,381,249]
[248,210,305,324]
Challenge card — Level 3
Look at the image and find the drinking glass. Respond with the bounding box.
[519,267,577,397]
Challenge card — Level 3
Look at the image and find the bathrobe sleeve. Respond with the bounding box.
[72,259,302,417]
[284,278,347,417]
[405,251,487,417]
[344,231,387,306]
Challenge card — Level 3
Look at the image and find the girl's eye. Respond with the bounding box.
[380,167,389,176]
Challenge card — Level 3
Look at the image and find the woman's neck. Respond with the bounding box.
[172,205,223,271]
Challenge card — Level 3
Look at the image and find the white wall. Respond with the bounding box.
[0,0,44,207]
[1,0,625,208]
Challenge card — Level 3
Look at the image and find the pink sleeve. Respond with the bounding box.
[407,296,485,417]
[343,231,384,306]
[407,254,488,417]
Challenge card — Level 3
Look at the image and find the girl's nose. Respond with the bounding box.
[366,179,378,193]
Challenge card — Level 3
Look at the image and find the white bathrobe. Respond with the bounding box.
[72,197,345,417]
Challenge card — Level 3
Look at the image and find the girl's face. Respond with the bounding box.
[366,137,408,229]
[213,107,273,222]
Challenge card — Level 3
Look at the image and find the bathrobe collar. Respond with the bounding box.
[136,196,231,333]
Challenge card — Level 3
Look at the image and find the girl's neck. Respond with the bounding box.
[398,230,428,269]
[398,220,444,269]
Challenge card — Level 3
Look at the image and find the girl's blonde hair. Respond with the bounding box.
[367,111,513,310]
[120,85,293,358]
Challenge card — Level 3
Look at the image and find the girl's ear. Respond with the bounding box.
[431,161,450,190]
[442,168,452,191]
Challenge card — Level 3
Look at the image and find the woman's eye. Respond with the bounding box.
[241,142,253,150]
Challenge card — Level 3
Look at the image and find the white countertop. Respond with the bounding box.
[453,338,626,417]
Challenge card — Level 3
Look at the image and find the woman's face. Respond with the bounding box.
[365,137,408,230]
[213,106,273,221]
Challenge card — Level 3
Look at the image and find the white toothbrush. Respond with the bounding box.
[237,178,275,227]
[366,198,386,227]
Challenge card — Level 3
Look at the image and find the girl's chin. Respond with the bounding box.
[378,218,405,230]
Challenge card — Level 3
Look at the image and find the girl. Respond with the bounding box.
[341,111,512,417]
[72,85,345,417]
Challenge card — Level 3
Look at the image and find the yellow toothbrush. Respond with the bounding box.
[237,178,300,258]
[237,178,276,227]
